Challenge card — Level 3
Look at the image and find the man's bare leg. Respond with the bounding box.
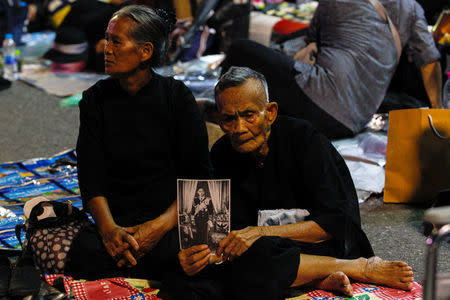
[291,255,414,291]
[313,272,354,297]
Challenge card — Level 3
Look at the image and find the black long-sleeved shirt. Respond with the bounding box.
[76,73,212,226]
[211,116,374,259]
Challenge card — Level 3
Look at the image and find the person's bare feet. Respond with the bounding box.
[315,271,354,297]
[359,257,414,290]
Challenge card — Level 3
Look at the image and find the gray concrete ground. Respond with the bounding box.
[0,80,449,286]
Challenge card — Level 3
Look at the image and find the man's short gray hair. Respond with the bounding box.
[215,66,269,101]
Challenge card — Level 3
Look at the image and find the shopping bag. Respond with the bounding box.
[384,109,450,204]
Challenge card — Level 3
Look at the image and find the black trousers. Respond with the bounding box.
[167,236,341,300]
[221,39,354,139]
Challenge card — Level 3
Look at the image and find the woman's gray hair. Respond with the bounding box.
[215,66,269,101]
[112,5,173,68]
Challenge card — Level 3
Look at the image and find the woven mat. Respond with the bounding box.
[288,282,423,300]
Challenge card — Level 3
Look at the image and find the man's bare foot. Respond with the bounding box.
[315,271,354,297]
[359,257,414,290]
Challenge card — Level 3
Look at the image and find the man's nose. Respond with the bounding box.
[234,117,247,133]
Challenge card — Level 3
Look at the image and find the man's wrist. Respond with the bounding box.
[258,225,270,237]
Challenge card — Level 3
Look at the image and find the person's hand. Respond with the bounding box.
[116,218,169,267]
[178,245,211,276]
[293,42,318,65]
[99,224,139,267]
[216,226,264,261]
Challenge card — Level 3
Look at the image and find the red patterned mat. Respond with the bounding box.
[288,282,423,300]
[44,274,161,300]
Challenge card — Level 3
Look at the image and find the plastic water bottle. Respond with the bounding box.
[2,33,18,81]
[444,72,450,109]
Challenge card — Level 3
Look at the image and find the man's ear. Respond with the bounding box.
[266,102,278,126]
[140,42,154,62]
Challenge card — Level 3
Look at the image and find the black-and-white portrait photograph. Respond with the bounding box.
[177,179,230,253]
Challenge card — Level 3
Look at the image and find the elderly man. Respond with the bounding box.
[221,0,442,139]
[175,67,414,300]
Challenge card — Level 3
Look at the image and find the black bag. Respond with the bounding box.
[16,200,92,274]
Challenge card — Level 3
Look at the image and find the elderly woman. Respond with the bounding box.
[67,5,212,281]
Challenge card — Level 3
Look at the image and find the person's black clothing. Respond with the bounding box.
[170,116,373,300]
[70,73,212,279]
[76,73,212,227]
[212,116,373,258]
[221,39,354,139]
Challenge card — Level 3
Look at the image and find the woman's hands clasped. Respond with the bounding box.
[99,223,140,267]
[116,217,170,268]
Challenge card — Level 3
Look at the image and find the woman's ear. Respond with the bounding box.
[140,42,154,62]
[266,102,278,126]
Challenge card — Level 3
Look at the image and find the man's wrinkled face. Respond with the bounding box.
[104,16,142,76]
[217,79,270,154]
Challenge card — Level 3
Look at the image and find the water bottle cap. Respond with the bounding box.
[4,33,13,39]
[20,1,26,7]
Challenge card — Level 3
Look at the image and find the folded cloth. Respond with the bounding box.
[258,209,310,226]
[8,254,42,298]
[0,255,11,297]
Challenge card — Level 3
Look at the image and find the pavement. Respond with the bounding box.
[0,79,449,285]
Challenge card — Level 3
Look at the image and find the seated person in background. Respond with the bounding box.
[67,5,211,282]
[175,67,414,300]
[221,0,442,139]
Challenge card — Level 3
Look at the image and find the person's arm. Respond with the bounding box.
[421,60,443,108]
[216,220,331,261]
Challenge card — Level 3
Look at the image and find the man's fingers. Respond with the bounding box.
[185,244,209,256]
[217,235,233,256]
[223,238,239,261]
[188,248,210,264]
[185,253,210,276]
[190,253,210,273]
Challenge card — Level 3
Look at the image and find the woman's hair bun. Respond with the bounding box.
[156,9,177,34]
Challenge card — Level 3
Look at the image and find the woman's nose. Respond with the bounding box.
[104,41,112,55]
